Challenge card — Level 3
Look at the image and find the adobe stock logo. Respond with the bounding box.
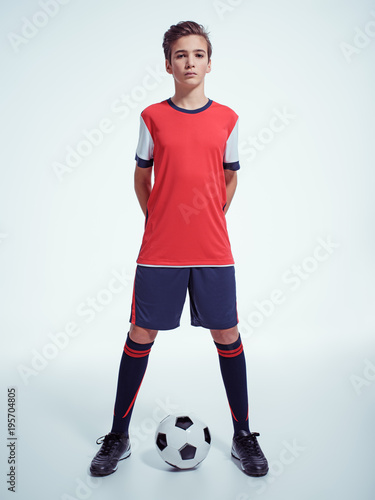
[7,0,72,53]
[177,172,221,224]
[340,12,375,63]
[239,107,296,163]
[129,397,180,453]
[236,439,307,497]
[17,268,133,386]
[213,0,244,20]
[350,358,375,396]
[239,236,340,338]
[52,65,168,182]
[61,475,101,500]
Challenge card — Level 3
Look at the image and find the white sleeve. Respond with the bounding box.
[223,117,240,170]
[135,115,154,167]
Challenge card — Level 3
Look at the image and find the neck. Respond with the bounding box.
[171,84,208,110]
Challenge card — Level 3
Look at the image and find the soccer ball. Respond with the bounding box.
[155,414,211,469]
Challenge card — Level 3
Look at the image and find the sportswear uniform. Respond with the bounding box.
[130,97,240,330]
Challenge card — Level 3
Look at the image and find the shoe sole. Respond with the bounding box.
[231,449,269,477]
[90,448,131,477]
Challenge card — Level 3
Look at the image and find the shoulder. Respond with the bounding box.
[140,100,169,119]
[210,101,239,133]
[210,100,239,120]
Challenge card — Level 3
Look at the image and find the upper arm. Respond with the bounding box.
[223,116,240,172]
[134,113,154,187]
[135,115,154,168]
[134,162,152,185]
[224,169,237,186]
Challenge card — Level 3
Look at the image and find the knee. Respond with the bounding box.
[210,325,239,345]
[129,324,158,343]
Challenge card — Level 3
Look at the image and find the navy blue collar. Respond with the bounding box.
[167,98,213,114]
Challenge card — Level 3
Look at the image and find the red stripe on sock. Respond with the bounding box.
[229,403,238,422]
[122,375,145,419]
[124,344,151,358]
[217,344,243,358]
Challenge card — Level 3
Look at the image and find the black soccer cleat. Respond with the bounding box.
[90,432,131,477]
[231,430,269,477]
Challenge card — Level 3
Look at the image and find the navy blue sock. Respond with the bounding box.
[111,332,154,436]
[214,334,250,435]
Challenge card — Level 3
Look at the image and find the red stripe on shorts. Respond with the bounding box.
[130,273,136,324]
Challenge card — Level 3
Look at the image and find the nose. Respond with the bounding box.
[185,55,195,68]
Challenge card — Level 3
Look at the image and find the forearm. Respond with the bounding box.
[135,182,151,216]
[134,165,152,216]
[224,170,237,215]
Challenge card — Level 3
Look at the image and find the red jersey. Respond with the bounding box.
[135,98,240,267]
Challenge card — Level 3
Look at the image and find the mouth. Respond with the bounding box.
[185,72,197,76]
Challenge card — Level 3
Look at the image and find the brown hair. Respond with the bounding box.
[162,21,212,64]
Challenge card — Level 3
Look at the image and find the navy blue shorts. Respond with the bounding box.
[129,266,238,331]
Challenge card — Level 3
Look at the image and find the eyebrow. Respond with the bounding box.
[174,49,206,54]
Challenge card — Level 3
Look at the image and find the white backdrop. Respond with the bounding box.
[1,1,375,499]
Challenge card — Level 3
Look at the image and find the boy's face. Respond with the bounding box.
[165,35,211,86]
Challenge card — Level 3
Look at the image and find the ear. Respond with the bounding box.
[165,59,173,75]
[206,59,212,74]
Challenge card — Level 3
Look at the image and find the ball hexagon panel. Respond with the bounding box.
[155,414,211,470]
[204,427,211,444]
[175,416,194,430]
[156,432,167,451]
[179,443,197,460]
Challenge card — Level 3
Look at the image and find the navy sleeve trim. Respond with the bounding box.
[135,153,153,168]
[223,161,240,171]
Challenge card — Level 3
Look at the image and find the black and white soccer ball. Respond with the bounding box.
[155,414,211,469]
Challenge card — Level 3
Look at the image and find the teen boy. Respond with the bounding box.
[90,21,268,478]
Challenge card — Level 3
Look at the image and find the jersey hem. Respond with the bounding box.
[136,263,235,268]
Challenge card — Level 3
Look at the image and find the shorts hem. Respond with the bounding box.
[131,320,180,331]
[190,320,238,330]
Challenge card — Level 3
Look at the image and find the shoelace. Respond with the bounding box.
[236,432,262,457]
[95,434,120,456]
